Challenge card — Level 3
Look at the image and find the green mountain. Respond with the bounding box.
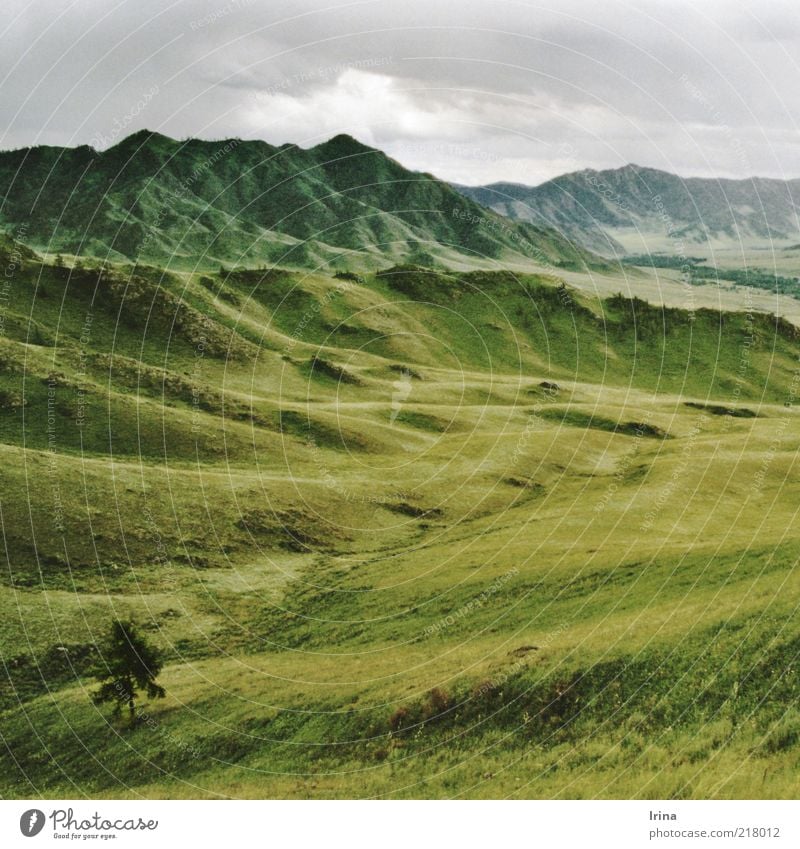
[0,130,599,271]
[455,164,800,255]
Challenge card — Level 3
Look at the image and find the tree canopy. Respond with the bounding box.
[93,620,165,725]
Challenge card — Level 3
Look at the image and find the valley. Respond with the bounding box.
[0,235,798,798]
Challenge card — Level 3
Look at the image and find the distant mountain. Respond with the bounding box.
[455,165,800,256]
[0,130,600,271]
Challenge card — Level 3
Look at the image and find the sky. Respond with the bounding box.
[1,0,799,185]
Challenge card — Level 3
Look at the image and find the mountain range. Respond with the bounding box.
[455,165,800,256]
[0,130,598,271]
[5,129,800,272]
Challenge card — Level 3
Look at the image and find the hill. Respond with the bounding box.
[1,240,799,798]
[455,165,800,256]
[0,130,600,271]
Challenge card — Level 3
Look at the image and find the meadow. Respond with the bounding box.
[1,244,799,798]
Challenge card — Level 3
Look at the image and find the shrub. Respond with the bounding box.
[333,270,364,284]
[422,687,452,721]
[388,706,410,732]
[757,715,800,755]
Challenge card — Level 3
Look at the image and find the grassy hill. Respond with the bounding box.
[0,131,601,273]
[1,238,799,798]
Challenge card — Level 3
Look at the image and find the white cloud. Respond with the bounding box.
[242,68,454,145]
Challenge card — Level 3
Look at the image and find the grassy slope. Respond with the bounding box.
[1,244,799,798]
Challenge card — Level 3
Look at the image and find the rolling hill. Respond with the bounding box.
[1,235,799,798]
[455,165,800,256]
[0,130,600,272]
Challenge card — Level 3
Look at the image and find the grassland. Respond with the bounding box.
[1,244,799,799]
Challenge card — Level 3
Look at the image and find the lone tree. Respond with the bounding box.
[93,620,165,726]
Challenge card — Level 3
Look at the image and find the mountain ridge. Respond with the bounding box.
[0,130,601,272]
[455,163,800,255]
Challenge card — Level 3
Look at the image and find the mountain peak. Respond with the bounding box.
[106,129,176,152]
[613,162,669,178]
[314,133,375,158]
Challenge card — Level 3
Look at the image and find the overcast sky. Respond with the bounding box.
[1,0,799,185]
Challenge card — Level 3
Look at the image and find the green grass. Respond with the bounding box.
[1,247,799,798]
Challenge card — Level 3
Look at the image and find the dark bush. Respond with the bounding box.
[388,706,411,732]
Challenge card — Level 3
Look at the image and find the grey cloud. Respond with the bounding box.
[0,0,798,183]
